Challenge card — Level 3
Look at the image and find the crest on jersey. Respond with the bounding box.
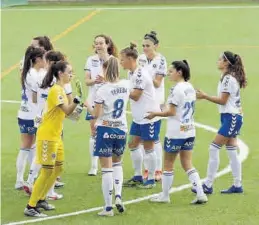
[91,59,99,67]
[153,64,157,68]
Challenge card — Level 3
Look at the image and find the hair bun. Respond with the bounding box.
[183,60,189,67]
[150,31,157,36]
[130,42,137,50]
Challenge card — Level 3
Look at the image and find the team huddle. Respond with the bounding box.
[15,32,247,217]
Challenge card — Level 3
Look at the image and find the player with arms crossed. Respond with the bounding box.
[147,60,208,204]
[138,31,167,181]
[24,61,80,217]
[195,51,247,194]
[84,34,118,176]
[16,46,46,190]
[84,57,130,216]
[121,43,161,189]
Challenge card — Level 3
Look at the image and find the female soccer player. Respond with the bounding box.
[24,51,70,200]
[147,60,208,204]
[121,43,161,189]
[16,46,46,190]
[24,61,80,217]
[195,51,246,194]
[138,31,167,181]
[84,34,118,176]
[84,57,129,216]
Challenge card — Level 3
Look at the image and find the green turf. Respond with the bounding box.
[1,4,259,225]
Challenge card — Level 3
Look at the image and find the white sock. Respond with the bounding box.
[130,147,143,176]
[102,168,113,211]
[226,146,242,187]
[141,145,148,170]
[144,149,156,180]
[16,148,30,183]
[204,143,221,187]
[89,136,98,170]
[27,160,41,185]
[28,144,36,167]
[187,168,204,197]
[154,141,162,171]
[113,162,123,198]
[47,184,55,196]
[162,171,174,197]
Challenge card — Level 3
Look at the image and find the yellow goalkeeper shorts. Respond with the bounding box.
[36,139,64,165]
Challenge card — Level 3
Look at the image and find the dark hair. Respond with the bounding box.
[33,36,54,51]
[120,42,138,59]
[144,31,159,45]
[223,51,247,88]
[41,61,69,89]
[94,34,118,57]
[171,60,190,81]
[21,46,45,89]
[45,51,65,63]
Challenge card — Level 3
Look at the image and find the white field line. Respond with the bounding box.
[2,100,249,225]
[2,5,259,12]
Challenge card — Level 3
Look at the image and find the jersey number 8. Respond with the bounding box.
[112,99,124,119]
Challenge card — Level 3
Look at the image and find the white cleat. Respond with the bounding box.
[97,209,114,217]
[24,207,47,217]
[54,181,65,189]
[47,192,63,200]
[115,197,125,213]
[88,168,97,176]
[15,181,24,190]
[191,194,208,204]
[150,193,170,203]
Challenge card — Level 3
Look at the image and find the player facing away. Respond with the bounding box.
[195,51,247,194]
[84,57,130,216]
[121,43,161,189]
[84,34,118,176]
[138,31,167,181]
[147,60,208,204]
[23,51,71,200]
[24,61,80,217]
[16,46,46,190]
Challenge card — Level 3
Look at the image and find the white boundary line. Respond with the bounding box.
[2,5,259,11]
[2,100,249,225]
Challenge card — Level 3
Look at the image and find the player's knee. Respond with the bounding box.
[128,136,137,149]
[55,161,64,174]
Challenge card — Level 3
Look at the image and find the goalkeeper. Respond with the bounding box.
[24,61,81,217]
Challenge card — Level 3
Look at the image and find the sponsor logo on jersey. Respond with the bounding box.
[103,132,110,139]
[91,59,99,67]
[102,120,124,128]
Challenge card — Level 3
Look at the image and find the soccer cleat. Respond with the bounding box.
[143,170,148,180]
[54,181,65,189]
[47,192,63,200]
[150,193,170,203]
[36,200,55,211]
[97,208,114,217]
[88,168,97,176]
[115,196,125,213]
[191,195,208,204]
[24,206,47,217]
[192,183,213,195]
[15,181,24,190]
[220,185,243,194]
[123,176,143,187]
[155,171,162,182]
[23,182,33,195]
[137,179,156,189]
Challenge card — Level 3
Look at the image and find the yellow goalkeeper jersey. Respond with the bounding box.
[37,84,68,141]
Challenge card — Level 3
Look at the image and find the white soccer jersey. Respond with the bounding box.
[94,80,130,132]
[138,53,167,104]
[217,74,242,114]
[18,68,39,120]
[166,82,196,139]
[128,67,160,124]
[84,54,107,105]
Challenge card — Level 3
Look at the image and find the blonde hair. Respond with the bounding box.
[103,57,119,82]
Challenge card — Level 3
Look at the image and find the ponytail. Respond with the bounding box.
[33,36,54,51]
[21,46,45,89]
[41,61,68,89]
[223,51,247,88]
